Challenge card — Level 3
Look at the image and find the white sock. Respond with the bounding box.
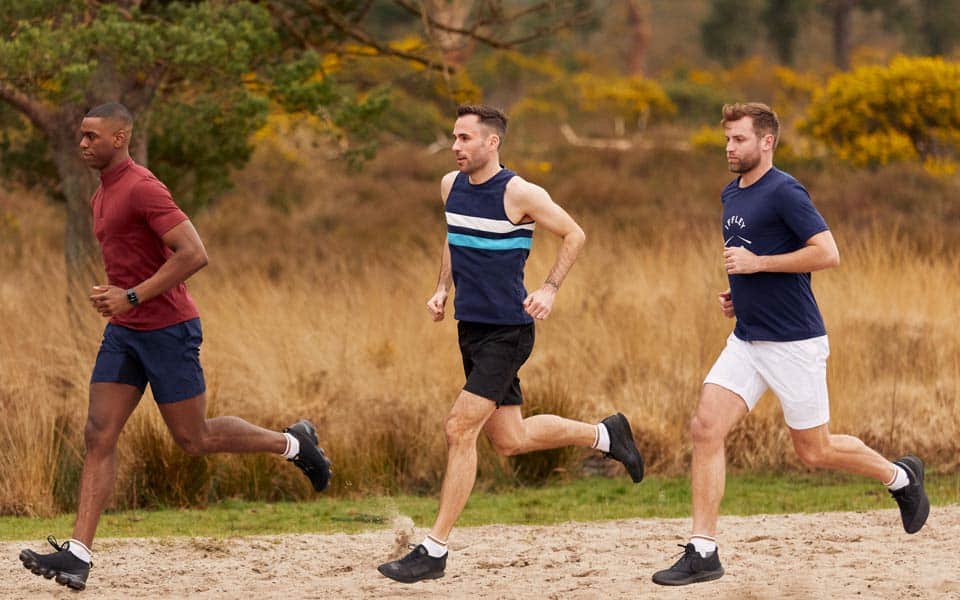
[282,432,300,459]
[690,535,717,558]
[593,423,611,453]
[421,535,448,558]
[886,464,910,491]
[65,539,92,564]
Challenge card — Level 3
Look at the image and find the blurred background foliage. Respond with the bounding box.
[1,1,959,514]
[2,0,959,220]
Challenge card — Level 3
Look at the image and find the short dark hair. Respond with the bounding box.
[86,102,133,126]
[457,104,507,139]
[721,102,779,147]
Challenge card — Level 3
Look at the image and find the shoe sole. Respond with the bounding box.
[377,565,445,584]
[312,448,332,492]
[19,551,87,591]
[606,413,644,483]
[652,567,724,586]
[291,446,332,492]
[896,455,930,534]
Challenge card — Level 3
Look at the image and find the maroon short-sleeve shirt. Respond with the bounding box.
[91,158,200,330]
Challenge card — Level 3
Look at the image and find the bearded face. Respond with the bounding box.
[451,115,499,175]
[724,118,769,175]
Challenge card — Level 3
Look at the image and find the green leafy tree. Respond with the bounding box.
[817,0,903,70]
[746,0,904,69]
[0,0,385,287]
[879,0,960,57]
[264,0,600,152]
[701,0,763,67]
[761,0,812,65]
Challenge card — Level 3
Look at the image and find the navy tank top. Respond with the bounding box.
[446,168,535,325]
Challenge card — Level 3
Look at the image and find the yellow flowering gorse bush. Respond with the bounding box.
[802,56,960,173]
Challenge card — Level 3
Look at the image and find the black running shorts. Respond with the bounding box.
[457,321,535,406]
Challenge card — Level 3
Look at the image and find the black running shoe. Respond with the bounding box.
[284,419,332,492]
[601,412,644,483]
[652,543,724,586]
[890,455,930,534]
[377,544,447,583]
[19,536,92,591]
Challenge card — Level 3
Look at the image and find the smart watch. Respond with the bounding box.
[126,288,140,306]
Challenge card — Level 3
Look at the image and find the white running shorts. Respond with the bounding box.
[704,332,830,430]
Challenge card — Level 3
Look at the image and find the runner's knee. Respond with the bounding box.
[169,427,211,456]
[174,435,207,456]
[444,412,483,446]
[83,416,120,455]
[794,441,828,468]
[690,414,724,446]
[487,432,524,456]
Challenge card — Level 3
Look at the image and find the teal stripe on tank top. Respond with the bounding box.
[447,232,533,250]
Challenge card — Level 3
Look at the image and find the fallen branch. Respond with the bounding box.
[559,123,632,150]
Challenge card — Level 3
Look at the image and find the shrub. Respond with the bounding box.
[802,56,960,173]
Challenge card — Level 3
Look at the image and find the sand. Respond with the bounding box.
[5,506,959,599]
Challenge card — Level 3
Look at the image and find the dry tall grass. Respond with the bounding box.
[1,142,957,516]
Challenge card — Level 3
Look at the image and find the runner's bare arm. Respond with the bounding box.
[724,230,839,275]
[426,171,459,321]
[90,220,208,317]
[506,178,585,320]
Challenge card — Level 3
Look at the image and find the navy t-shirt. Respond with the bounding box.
[721,167,830,342]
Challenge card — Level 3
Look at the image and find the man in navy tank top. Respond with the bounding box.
[652,103,929,586]
[378,105,645,583]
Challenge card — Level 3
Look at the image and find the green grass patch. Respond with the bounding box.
[3,472,957,541]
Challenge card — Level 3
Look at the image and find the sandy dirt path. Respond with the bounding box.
[4,506,959,599]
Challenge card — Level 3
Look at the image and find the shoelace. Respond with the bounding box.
[396,544,422,564]
[890,486,909,499]
[669,544,698,569]
[45,535,93,567]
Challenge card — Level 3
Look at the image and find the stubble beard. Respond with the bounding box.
[728,153,760,174]
[458,154,491,175]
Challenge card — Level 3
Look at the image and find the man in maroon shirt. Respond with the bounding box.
[19,103,332,592]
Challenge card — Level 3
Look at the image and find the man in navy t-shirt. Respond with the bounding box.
[722,168,829,342]
[652,103,930,587]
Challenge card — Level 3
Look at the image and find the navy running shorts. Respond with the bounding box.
[458,321,535,406]
[90,318,205,404]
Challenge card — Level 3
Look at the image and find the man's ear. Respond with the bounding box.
[114,128,129,148]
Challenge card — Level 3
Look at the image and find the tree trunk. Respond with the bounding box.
[625,0,651,76]
[831,0,855,70]
[764,0,802,66]
[50,115,102,319]
[130,122,148,165]
[424,0,474,66]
